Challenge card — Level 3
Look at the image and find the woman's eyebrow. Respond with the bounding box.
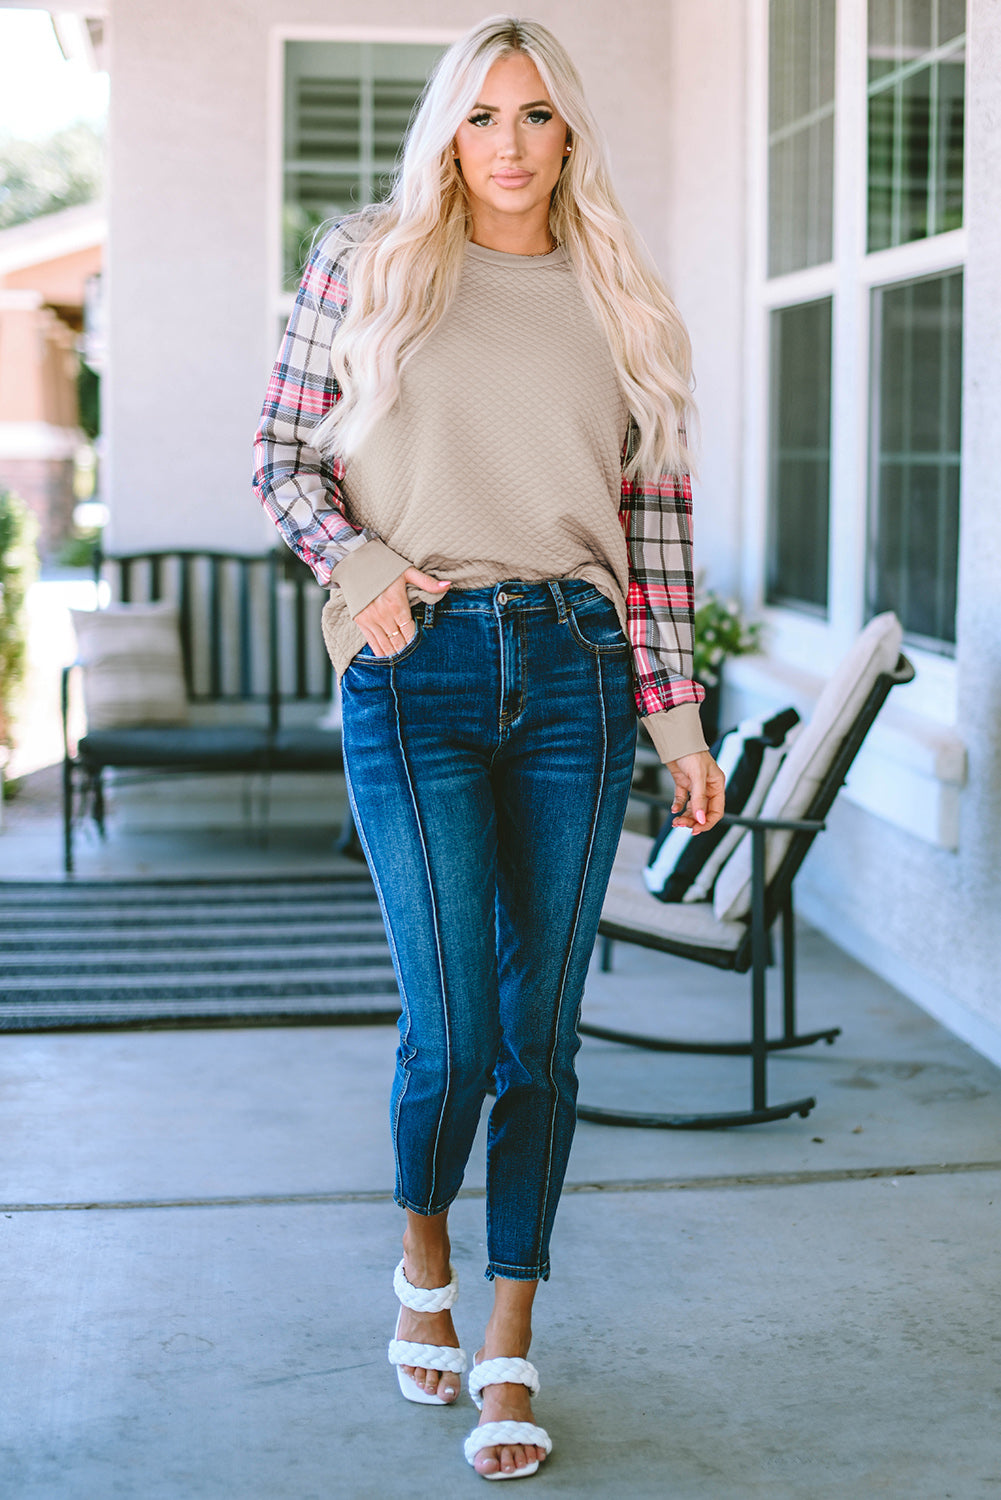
[470,99,553,111]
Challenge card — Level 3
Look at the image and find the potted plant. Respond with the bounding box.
[692,583,761,744]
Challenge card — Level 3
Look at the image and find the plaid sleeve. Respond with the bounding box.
[619,428,706,717]
[252,235,367,585]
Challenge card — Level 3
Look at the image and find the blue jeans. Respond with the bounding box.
[340,580,637,1281]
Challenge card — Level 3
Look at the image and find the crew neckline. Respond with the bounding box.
[465,239,568,269]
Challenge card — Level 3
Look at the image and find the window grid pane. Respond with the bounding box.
[868,271,962,650]
[867,1,965,252]
[767,299,833,613]
[282,40,444,292]
[768,0,837,277]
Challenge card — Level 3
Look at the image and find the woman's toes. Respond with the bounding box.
[423,1369,440,1396]
[479,1445,534,1476]
[474,1442,544,1476]
[439,1376,459,1402]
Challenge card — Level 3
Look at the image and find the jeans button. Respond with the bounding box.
[497,591,509,604]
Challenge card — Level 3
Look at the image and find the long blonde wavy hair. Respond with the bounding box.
[310,15,699,481]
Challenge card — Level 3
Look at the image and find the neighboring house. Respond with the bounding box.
[54,0,1001,1065]
[0,201,104,555]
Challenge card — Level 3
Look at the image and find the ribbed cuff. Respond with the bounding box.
[640,703,709,765]
[329,539,413,618]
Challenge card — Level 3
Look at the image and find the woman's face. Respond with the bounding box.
[452,52,570,244]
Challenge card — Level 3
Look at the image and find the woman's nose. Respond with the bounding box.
[496,126,521,158]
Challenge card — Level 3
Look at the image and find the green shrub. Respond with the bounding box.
[693,588,762,688]
[0,488,39,752]
[57,530,100,569]
[77,361,100,441]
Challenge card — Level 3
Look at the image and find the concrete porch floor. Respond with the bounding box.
[1,786,1000,1496]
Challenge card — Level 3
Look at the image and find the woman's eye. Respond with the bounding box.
[526,110,553,124]
[467,112,492,127]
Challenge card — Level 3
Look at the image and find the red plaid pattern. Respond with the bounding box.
[618,457,704,715]
[253,235,704,721]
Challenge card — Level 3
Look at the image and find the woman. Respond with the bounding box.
[254,16,724,1481]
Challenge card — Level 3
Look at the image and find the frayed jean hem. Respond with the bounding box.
[394,1190,460,1218]
[485,1260,551,1283]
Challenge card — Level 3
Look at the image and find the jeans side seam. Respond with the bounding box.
[534,647,610,1270]
[390,663,453,1212]
[343,753,413,1190]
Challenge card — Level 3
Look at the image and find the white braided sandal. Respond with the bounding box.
[464,1357,552,1480]
[387,1258,467,1405]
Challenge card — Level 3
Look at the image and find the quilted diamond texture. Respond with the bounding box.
[323,243,630,677]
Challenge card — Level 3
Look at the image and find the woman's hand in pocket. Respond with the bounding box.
[354,568,451,657]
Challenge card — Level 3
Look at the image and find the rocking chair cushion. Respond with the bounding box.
[713,612,903,924]
[644,708,800,903]
[605,832,747,953]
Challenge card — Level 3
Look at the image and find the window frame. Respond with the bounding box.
[745,0,967,722]
[266,24,461,335]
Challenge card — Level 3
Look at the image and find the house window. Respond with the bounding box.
[282,40,445,294]
[867,0,966,252]
[868,269,962,649]
[767,0,836,276]
[767,298,832,611]
[761,0,965,663]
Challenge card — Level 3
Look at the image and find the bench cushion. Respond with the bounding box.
[269,726,343,770]
[603,831,747,955]
[78,727,271,770]
[71,604,189,729]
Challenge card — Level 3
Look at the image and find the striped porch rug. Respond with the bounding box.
[0,876,400,1032]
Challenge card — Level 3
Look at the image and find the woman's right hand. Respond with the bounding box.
[354,567,451,656]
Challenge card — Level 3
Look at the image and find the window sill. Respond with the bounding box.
[721,654,967,851]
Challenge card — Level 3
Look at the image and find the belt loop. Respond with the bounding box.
[548,579,568,623]
[422,599,437,628]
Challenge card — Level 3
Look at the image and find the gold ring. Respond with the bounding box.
[389,629,402,639]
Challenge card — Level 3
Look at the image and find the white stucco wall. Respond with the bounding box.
[105,0,674,553]
[658,0,1000,1059]
[659,2,747,600]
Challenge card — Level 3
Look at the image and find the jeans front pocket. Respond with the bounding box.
[565,593,630,656]
[351,623,425,668]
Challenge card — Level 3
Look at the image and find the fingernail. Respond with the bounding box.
[696,810,706,824]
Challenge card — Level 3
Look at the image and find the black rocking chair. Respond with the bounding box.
[578,625,915,1130]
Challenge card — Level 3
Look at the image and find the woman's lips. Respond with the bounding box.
[492,170,533,188]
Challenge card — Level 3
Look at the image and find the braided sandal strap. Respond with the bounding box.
[463,1422,552,1466]
[392,1258,459,1312]
[468,1357,541,1411]
[388,1338,468,1374]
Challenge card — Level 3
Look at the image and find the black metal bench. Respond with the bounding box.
[61,548,346,874]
